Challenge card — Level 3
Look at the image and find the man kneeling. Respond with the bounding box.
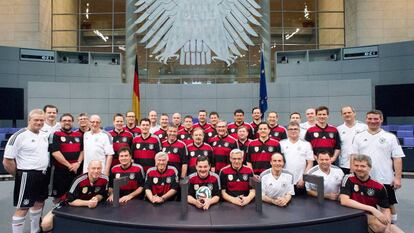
[339,154,404,233]
[41,160,109,232]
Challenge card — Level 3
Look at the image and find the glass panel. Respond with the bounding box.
[114,0,126,13]
[113,29,126,45]
[114,14,125,29]
[79,30,113,46]
[79,46,113,52]
[283,12,316,28]
[270,0,282,11]
[53,15,78,30]
[53,0,78,14]
[318,29,344,45]
[284,44,317,51]
[318,13,344,28]
[283,0,316,11]
[80,14,113,30]
[270,12,283,27]
[284,27,316,44]
[53,31,78,47]
[317,0,343,11]
[80,0,113,14]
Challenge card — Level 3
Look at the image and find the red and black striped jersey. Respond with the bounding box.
[162,139,188,176]
[250,121,261,139]
[131,134,161,173]
[109,129,133,167]
[154,128,168,141]
[188,172,221,198]
[194,122,212,131]
[219,165,254,197]
[124,126,141,138]
[50,130,83,169]
[177,128,194,145]
[246,138,281,175]
[340,174,389,208]
[227,122,254,140]
[305,124,341,155]
[74,128,89,137]
[144,166,179,197]
[269,124,287,141]
[187,142,214,174]
[238,139,251,164]
[209,134,239,172]
[66,173,108,202]
[204,127,217,143]
[109,163,145,198]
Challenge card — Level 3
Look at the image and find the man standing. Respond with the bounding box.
[187,128,214,174]
[280,122,314,195]
[50,113,84,202]
[162,125,188,179]
[289,112,305,139]
[247,122,281,175]
[337,106,367,174]
[3,109,49,233]
[178,115,194,145]
[148,110,160,134]
[125,111,141,137]
[250,107,262,138]
[131,118,161,173]
[109,113,133,167]
[209,121,239,172]
[154,113,169,141]
[172,112,184,131]
[227,109,254,139]
[267,111,287,141]
[220,149,255,206]
[194,110,212,131]
[305,106,341,163]
[237,126,251,161]
[145,152,178,203]
[340,154,404,233]
[76,113,90,136]
[40,104,61,139]
[300,108,316,131]
[205,111,220,142]
[188,156,220,210]
[306,151,344,200]
[83,114,114,176]
[352,110,404,223]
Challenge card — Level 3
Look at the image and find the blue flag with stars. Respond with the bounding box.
[259,51,268,118]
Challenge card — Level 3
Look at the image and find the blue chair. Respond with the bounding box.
[404,137,414,147]
[397,130,414,138]
[0,133,5,142]
[104,126,114,131]
[397,125,414,131]
[382,125,391,131]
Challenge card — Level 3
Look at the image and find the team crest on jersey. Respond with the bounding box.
[82,187,88,194]
[297,146,302,151]
[162,148,166,152]
[379,137,386,144]
[282,182,287,188]
[354,184,359,192]
[166,177,171,183]
[181,135,185,139]
[243,174,248,181]
[190,151,195,157]
[115,173,121,179]
[342,131,346,135]
[273,132,279,137]
[129,173,135,180]
[329,133,334,138]
[254,147,259,152]
[194,184,200,190]
[122,137,128,142]
[231,128,236,133]
[208,184,213,190]
[268,146,274,152]
[23,199,30,206]
[208,132,213,137]
[75,137,80,143]
[224,142,229,147]
[228,174,233,181]
[149,144,154,150]
[95,187,101,193]
[153,177,158,184]
[367,188,375,196]
[212,141,217,146]
[314,132,319,138]
[173,148,178,153]
[60,137,66,142]
[158,134,163,139]
[136,143,141,149]
[203,151,208,156]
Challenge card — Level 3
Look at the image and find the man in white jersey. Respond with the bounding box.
[3,109,49,233]
[83,114,114,176]
[306,151,344,200]
[261,153,294,207]
[351,109,404,223]
[280,122,314,195]
[300,108,316,133]
[40,104,61,139]
[148,110,160,134]
[337,106,367,174]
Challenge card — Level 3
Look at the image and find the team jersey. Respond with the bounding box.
[219,165,254,197]
[250,121,261,139]
[124,126,141,138]
[187,142,214,174]
[83,130,114,173]
[162,139,188,176]
[109,129,133,167]
[75,128,89,137]
[144,166,179,197]
[154,128,168,141]
[280,138,314,184]
[110,163,145,198]
[204,127,217,142]
[209,134,239,172]
[269,124,287,141]
[337,122,367,169]
[351,129,405,184]
[306,165,344,194]
[193,122,212,131]
[227,122,254,140]
[246,138,281,175]
[177,128,194,145]
[49,129,83,169]
[340,174,389,208]
[65,173,108,203]
[188,172,221,198]
[260,169,295,198]
[305,124,341,156]
[238,139,251,163]
[131,134,161,173]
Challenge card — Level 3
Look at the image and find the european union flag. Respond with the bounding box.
[259,51,268,118]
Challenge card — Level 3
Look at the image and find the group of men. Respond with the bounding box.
[2,104,405,233]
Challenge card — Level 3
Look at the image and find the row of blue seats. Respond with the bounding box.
[382,124,414,131]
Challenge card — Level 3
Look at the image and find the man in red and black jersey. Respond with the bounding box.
[172,112,184,131]
[267,111,287,141]
[228,109,254,140]
[131,118,161,173]
[194,110,212,131]
[50,113,84,201]
[305,106,341,163]
[178,115,194,145]
[187,128,214,174]
[209,121,239,172]
[124,111,141,138]
[108,147,144,203]
[237,126,251,163]
[109,113,133,167]
[144,152,178,203]
[154,113,169,141]
[247,122,281,175]
[250,107,262,138]
[188,156,220,210]
[205,111,219,142]
[162,125,188,179]
[340,154,404,233]
[75,112,90,136]
[220,149,255,206]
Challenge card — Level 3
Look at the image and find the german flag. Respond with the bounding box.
[132,55,141,121]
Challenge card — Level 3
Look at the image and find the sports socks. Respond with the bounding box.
[30,208,42,233]
[12,215,25,233]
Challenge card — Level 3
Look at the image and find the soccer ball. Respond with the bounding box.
[196,186,212,200]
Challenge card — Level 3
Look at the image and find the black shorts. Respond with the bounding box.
[383,184,398,205]
[51,167,80,198]
[14,170,49,208]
